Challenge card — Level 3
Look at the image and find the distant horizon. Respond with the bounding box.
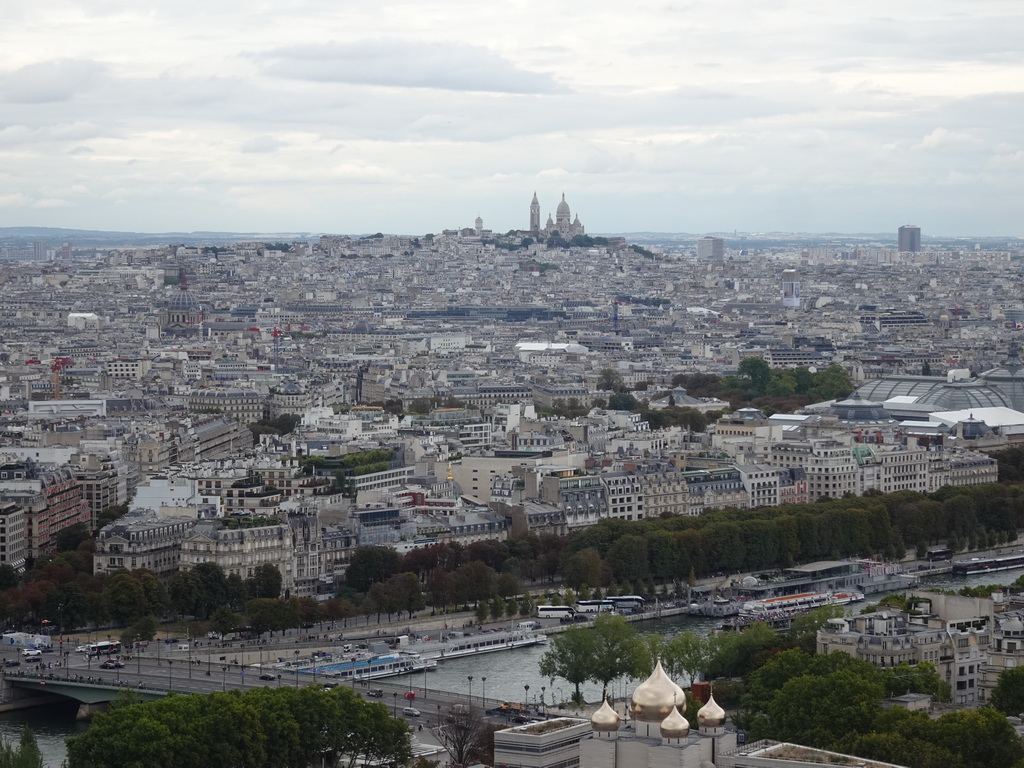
[0,224,1020,245]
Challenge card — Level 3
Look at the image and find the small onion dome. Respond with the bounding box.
[591,698,621,732]
[660,704,690,739]
[697,693,727,729]
[631,660,685,722]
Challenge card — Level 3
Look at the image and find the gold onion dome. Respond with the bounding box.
[697,693,726,728]
[660,703,690,738]
[631,660,685,722]
[591,698,621,732]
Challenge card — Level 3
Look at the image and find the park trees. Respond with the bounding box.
[66,687,410,768]
[539,625,599,702]
[344,547,403,593]
[990,664,1024,716]
[589,614,647,697]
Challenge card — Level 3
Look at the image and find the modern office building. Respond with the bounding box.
[697,236,725,260]
[898,225,921,252]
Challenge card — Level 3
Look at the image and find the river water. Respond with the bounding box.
[21,566,1024,766]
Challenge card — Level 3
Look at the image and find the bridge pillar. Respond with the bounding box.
[76,702,108,720]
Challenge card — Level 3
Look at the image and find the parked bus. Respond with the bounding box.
[88,641,121,657]
[536,605,575,620]
[927,548,953,561]
[574,599,615,614]
[610,595,646,611]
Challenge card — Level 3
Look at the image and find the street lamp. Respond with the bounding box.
[167,659,173,692]
[222,666,227,692]
[481,677,486,709]
[392,692,398,717]
[524,684,530,711]
[436,703,441,728]
[541,686,546,715]
[467,675,473,706]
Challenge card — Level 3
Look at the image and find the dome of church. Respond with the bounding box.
[556,194,571,215]
[1001,616,1024,634]
[631,660,684,722]
[591,698,621,732]
[168,287,201,313]
[659,704,689,738]
[697,693,726,729]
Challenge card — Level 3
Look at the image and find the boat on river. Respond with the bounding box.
[407,629,548,662]
[739,590,864,619]
[317,651,436,681]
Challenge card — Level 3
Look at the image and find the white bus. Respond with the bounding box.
[536,605,575,620]
[610,596,646,611]
[574,599,615,614]
[87,640,122,657]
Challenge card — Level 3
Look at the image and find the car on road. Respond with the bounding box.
[258,673,276,681]
[3,660,19,668]
[402,707,421,718]
[20,649,41,658]
[366,689,384,698]
[99,660,125,669]
[75,645,88,653]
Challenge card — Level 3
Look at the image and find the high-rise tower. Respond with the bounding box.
[530,192,541,234]
[898,225,921,252]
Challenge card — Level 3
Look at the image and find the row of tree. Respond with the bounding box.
[66,686,410,768]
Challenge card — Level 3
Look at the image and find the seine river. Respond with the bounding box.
[20,566,1024,767]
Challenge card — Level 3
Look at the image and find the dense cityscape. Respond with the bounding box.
[1,208,1024,767]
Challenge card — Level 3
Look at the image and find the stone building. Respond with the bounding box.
[93,508,197,577]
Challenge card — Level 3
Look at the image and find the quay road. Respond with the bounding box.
[0,635,554,729]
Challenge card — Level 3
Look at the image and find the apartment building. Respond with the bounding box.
[93,509,197,577]
[179,517,295,592]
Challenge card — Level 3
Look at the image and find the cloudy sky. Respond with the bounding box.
[1,1,1022,236]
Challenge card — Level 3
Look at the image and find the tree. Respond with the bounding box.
[167,569,201,618]
[562,548,605,590]
[663,631,717,686]
[247,564,283,600]
[539,625,599,702]
[589,614,648,697]
[344,547,402,593]
[597,368,625,392]
[435,705,490,768]
[738,357,771,397]
[990,665,1024,716]
[102,571,147,625]
[209,604,240,637]
[120,615,158,647]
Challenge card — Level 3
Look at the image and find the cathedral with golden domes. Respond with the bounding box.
[530,192,586,239]
[494,659,908,768]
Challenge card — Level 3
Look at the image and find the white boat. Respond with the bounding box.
[318,652,436,681]
[740,590,863,619]
[409,630,548,662]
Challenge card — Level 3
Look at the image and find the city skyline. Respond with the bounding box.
[2,1,1023,235]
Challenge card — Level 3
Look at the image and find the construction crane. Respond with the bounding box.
[50,357,73,399]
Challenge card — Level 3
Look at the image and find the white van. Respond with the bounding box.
[20,648,42,658]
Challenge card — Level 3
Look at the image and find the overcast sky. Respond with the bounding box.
[1,1,1022,236]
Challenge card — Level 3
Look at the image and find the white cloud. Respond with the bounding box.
[261,40,566,94]
[912,127,982,151]
[0,59,105,103]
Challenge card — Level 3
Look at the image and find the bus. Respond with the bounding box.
[574,600,615,614]
[610,595,646,612]
[927,548,953,561]
[536,605,575,620]
[87,641,122,657]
